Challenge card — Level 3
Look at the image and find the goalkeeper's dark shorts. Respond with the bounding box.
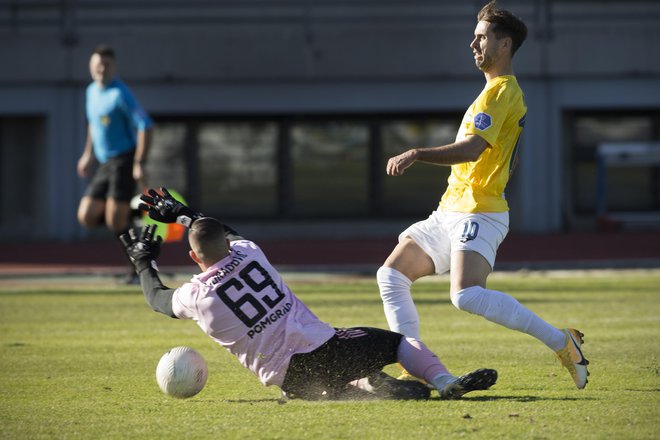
[281,327,403,399]
[85,150,136,203]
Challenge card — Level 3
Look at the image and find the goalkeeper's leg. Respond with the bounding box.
[397,337,497,399]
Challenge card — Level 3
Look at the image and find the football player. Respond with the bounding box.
[378,0,588,389]
[76,44,153,284]
[121,187,498,400]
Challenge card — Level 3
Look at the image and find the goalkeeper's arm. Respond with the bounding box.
[138,265,177,318]
[222,223,245,242]
[121,224,178,318]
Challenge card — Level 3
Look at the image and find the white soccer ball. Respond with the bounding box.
[156,346,208,399]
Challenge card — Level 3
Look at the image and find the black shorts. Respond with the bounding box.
[281,327,403,399]
[85,151,136,203]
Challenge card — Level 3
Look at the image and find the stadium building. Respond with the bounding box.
[1,0,659,242]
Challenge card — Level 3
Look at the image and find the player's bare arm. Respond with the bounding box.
[386,135,488,176]
[76,126,96,178]
[132,127,152,182]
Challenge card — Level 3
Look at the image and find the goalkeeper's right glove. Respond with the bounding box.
[138,187,203,228]
[119,225,162,274]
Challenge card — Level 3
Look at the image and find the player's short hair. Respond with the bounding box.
[189,217,227,263]
[92,44,116,59]
[478,1,528,56]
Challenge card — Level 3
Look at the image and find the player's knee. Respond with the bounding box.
[105,202,131,233]
[78,197,105,228]
[77,209,99,228]
[77,212,88,228]
[450,286,481,311]
[376,266,390,299]
[449,289,462,310]
[376,266,388,284]
[377,266,412,300]
[107,218,129,234]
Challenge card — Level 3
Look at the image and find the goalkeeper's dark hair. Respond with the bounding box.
[189,217,228,263]
[478,1,527,56]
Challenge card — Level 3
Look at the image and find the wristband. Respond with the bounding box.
[176,211,203,228]
[134,259,152,274]
[176,215,194,228]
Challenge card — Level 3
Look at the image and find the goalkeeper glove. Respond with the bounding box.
[138,187,203,228]
[119,225,162,274]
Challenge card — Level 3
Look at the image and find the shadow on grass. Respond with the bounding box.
[222,398,284,404]
[441,395,597,402]
[308,295,611,309]
[212,395,597,404]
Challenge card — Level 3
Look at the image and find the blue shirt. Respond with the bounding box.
[86,79,153,163]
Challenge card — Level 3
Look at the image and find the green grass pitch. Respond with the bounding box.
[1,270,658,439]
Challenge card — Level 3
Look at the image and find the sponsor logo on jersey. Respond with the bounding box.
[474,112,492,131]
[247,302,293,339]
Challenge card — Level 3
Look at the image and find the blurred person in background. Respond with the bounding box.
[76,44,153,284]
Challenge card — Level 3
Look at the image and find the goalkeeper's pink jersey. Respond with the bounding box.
[172,240,335,387]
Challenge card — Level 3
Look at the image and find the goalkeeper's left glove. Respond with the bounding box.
[138,187,203,228]
[119,225,162,274]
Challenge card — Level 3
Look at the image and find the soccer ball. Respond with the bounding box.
[156,346,208,398]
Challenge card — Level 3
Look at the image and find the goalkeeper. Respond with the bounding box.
[121,187,498,401]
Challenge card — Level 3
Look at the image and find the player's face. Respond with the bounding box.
[89,54,116,86]
[470,20,507,73]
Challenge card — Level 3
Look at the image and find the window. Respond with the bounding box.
[567,111,660,228]
[0,117,48,239]
[381,119,459,215]
[291,121,369,217]
[198,122,278,217]
[149,113,462,221]
[147,122,188,194]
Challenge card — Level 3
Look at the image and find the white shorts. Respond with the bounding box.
[398,209,509,274]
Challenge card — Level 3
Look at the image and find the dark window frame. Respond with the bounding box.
[151,111,463,220]
[564,108,660,230]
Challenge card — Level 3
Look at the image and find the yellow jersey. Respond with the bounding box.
[439,75,526,213]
